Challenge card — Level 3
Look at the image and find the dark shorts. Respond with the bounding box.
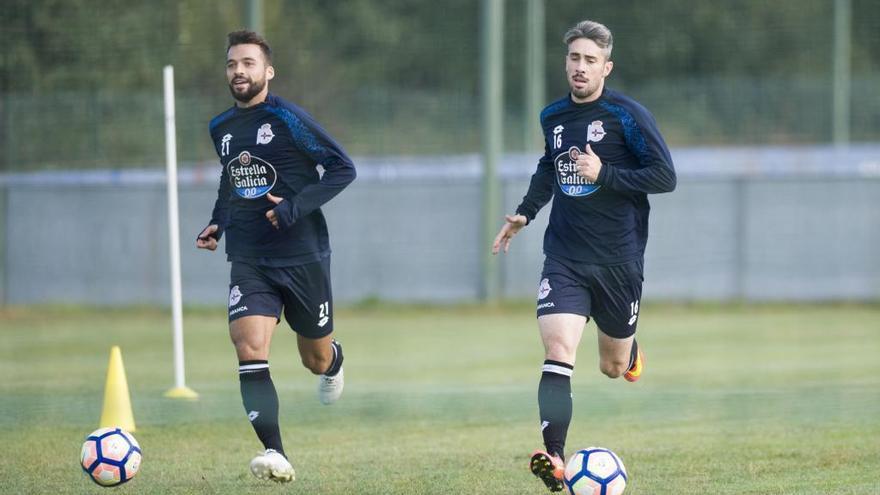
[227,257,333,339]
[536,255,644,339]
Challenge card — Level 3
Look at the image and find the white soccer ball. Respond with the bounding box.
[80,427,142,487]
[563,447,627,495]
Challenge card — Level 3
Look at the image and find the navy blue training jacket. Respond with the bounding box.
[515,88,676,265]
[207,94,356,265]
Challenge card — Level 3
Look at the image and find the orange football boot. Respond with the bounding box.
[530,450,565,492]
[623,348,644,382]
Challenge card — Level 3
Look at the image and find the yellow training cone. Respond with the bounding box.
[99,346,136,432]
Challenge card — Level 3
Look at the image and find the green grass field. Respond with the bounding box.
[1,303,879,494]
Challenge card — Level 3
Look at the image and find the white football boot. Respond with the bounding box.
[318,367,344,405]
[249,449,294,483]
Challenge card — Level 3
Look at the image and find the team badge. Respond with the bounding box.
[538,278,552,300]
[587,120,606,142]
[256,123,275,145]
[226,151,277,199]
[229,285,242,307]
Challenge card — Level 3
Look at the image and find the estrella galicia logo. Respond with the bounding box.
[554,146,601,197]
[227,151,277,199]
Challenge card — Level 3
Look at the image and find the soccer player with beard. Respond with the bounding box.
[491,20,676,492]
[196,30,355,483]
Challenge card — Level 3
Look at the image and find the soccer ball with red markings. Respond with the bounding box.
[563,447,627,495]
[80,427,142,487]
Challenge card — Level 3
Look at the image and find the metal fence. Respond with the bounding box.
[2,146,878,306]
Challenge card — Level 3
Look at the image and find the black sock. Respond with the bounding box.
[538,360,573,459]
[628,339,639,370]
[323,340,344,377]
[239,360,285,456]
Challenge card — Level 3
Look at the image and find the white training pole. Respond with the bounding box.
[163,65,197,399]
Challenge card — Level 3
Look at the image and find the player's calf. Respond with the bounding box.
[598,339,643,381]
[599,358,630,378]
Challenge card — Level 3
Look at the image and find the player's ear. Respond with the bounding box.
[266,65,275,81]
[603,60,613,77]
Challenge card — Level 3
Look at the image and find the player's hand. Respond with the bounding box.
[265,193,283,229]
[492,214,528,254]
[576,144,602,182]
[196,224,219,251]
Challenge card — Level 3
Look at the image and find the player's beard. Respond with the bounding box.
[229,76,267,103]
[569,78,601,101]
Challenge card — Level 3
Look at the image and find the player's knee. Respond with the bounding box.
[544,342,577,363]
[231,336,264,361]
[599,360,628,379]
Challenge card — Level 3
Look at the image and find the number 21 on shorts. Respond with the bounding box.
[318,301,330,328]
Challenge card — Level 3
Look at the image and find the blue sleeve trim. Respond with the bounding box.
[599,100,652,167]
[208,107,236,134]
[540,97,571,126]
[265,105,327,159]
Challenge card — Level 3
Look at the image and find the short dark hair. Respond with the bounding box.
[227,30,272,63]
